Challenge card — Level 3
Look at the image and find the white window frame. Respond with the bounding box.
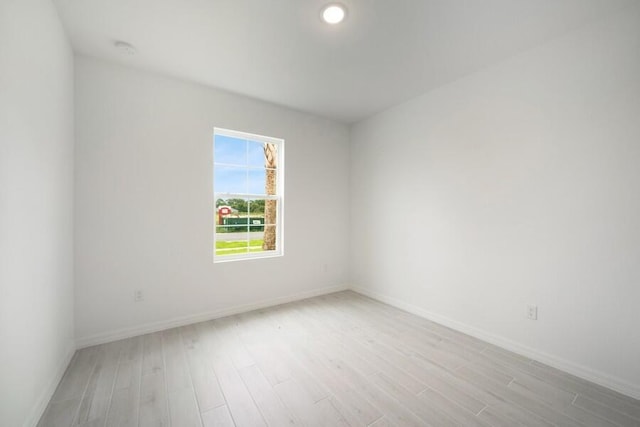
[213,127,285,262]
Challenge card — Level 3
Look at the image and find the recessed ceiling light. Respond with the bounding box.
[114,40,137,55]
[321,4,346,25]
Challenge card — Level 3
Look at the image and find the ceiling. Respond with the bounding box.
[53,0,634,123]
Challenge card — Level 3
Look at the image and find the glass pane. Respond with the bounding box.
[214,166,247,194]
[220,198,249,216]
[215,199,242,222]
[214,135,246,165]
[239,226,275,253]
[246,216,264,232]
[216,224,247,233]
[248,231,264,253]
[215,229,249,257]
[219,212,251,230]
[247,140,265,167]
[246,199,265,216]
[248,168,268,195]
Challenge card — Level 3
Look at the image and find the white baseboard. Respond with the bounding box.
[23,341,76,427]
[76,284,348,349]
[351,286,640,401]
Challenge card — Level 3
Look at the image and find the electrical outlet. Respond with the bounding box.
[134,290,144,302]
[527,304,538,320]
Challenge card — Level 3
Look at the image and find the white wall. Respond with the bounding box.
[74,56,350,345]
[350,5,640,398]
[0,1,75,426]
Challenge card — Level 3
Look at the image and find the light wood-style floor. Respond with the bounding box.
[39,291,640,427]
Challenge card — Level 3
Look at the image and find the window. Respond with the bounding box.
[213,128,284,262]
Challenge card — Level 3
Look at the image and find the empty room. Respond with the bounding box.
[2,0,640,426]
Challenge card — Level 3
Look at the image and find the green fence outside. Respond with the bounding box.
[219,217,265,232]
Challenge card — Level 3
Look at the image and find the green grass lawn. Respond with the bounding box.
[215,239,264,256]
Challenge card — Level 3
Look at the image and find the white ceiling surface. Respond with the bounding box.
[54,0,635,123]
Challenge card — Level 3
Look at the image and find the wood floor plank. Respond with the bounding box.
[531,360,640,409]
[196,319,265,426]
[573,394,640,427]
[398,336,469,371]
[369,416,398,427]
[139,370,170,427]
[274,379,349,427]
[344,294,486,351]
[338,311,469,374]
[403,359,488,415]
[181,324,226,412]
[345,293,487,352]
[288,302,380,378]
[214,317,256,370]
[106,336,143,427]
[239,364,300,426]
[37,399,79,427]
[398,328,445,353]
[253,321,332,405]
[162,327,192,391]
[141,332,164,376]
[468,349,621,427]
[476,406,527,427]
[484,399,556,427]
[331,330,428,394]
[312,398,352,427]
[235,311,295,386]
[410,352,503,408]
[290,343,382,426]
[456,365,585,427]
[50,348,97,403]
[371,373,459,427]
[417,387,491,427]
[508,381,619,427]
[338,325,475,410]
[74,340,123,426]
[468,355,523,385]
[210,350,266,427]
[160,327,203,426]
[350,377,428,427]
[529,361,640,420]
[276,345,331,404]
[168,387,203,427]
[139,331,170,427]
[201,405,235,427]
